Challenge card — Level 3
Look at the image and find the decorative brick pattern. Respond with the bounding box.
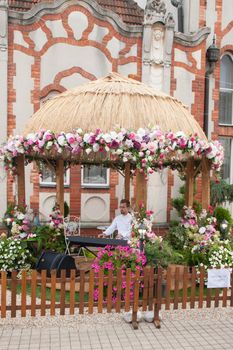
[7,2,142,217]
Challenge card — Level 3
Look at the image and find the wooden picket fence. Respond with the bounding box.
[0,266,233,329]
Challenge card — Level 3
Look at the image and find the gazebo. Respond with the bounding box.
[1,73,223,216]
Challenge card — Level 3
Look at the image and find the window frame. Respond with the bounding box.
[39,167,70,187]
[219,53,233,126]
[219,136,233,184]
[81,165,110,188]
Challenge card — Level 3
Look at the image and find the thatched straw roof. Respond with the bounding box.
[23,73,207,140]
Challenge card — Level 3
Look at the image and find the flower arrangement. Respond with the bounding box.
[92,245,146,303]
[1,204,33,239]
[176,206,233,268]
[0,127,224,177]
[130,204,161,247]
[0,236,32,272]
[181,206,219,251]
[49,205,64,230]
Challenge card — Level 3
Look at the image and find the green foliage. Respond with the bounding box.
[211,179,233,207]
[64,201,70,218]
[144,240,184,268]
[172,197,185,216]
[4,203,15,216]
[27,225,65,265]
[214,206,233,239]
[182,247,209,267]
[172,185,202,217]
[166,225,188,251]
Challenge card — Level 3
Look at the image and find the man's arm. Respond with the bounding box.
[103,218,117,237]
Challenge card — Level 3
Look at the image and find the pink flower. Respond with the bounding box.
[128,132,136,140]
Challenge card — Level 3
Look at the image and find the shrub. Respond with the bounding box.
[210,179,233,207]
[144,240,184,268]
[214,206,233,238]
[166,225,188,251]
[64,201,70,218]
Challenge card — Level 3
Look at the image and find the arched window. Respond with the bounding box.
[219,54,233,125]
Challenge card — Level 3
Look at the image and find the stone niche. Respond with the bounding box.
[81,193,110,223]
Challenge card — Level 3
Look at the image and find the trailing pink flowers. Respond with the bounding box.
[92,245,146,303]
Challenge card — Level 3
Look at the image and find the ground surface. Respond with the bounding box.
[0,307,232,350]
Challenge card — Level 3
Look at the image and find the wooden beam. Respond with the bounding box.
[124,162,131,201]
[56,159,64,216]
[17,155,25,206]
[185,158,194,207]
[201,157,211,210]
[135,170,147,209]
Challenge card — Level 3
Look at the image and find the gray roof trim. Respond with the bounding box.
[8,0,143,37]
[174,27,211,47]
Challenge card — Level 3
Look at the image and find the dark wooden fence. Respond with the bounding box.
[0,266,233,329]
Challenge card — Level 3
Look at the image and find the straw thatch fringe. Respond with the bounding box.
[23,72,207,140]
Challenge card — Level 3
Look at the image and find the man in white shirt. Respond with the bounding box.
[98,199,132,240]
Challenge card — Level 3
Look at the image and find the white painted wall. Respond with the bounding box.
[40,44,112,88]
[147,170,168,223]
[13,51,34,135]
[174,67,195,109]
[0,49,7,217]
[222,0,233,31]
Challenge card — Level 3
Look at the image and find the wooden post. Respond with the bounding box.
[124,162,130,201]
[135,170,147,209]
[17,155,25,206]
[56,159,64,216]
[185,158,194,207]
[201,157,211,210]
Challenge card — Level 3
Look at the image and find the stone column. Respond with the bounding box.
[0,0,8,217]
[141,1,175,221]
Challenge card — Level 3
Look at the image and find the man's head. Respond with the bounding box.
[119,199,130,215]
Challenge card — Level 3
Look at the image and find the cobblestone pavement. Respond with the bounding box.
[0,308,232,350]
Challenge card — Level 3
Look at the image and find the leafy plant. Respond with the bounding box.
[27,225,65,265]
[214,206,233,238]
[144,240,183,268]
[166,225,188,251]
[172,185,202,217]
[211,179,233,207]
[64,201,70,218]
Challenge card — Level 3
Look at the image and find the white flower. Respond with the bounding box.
[46,141,53,149]
[137,128,146,138]
[17,213,25,220]
[85,148,92,155]
[199,227,206,234]
[83,133,90,143]
[57,135,66,146]
[93,143,99,152]
[116,149,123,155]
[103,134,111,143]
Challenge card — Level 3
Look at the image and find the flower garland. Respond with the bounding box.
[0,127,224,177]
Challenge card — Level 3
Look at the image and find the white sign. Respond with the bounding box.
[207,268,232,289]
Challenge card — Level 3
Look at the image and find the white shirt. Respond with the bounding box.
[104,213,132,240]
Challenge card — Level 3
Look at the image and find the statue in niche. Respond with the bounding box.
[151,24,164,64]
